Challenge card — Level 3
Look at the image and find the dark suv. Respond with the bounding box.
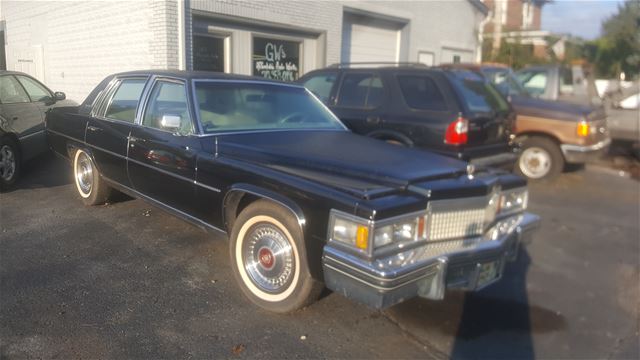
[298,64,517,168]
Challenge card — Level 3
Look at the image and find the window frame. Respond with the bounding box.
[0,74,32,104]
[96,76,149,124]
[396,74,449,113]
[15,74,53,103]
[334,71,386,110]
[138,77,196,135]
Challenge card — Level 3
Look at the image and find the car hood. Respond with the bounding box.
[511,95,598,122]
[216,130,468,199]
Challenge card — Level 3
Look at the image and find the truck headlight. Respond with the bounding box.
[499,187,528,216]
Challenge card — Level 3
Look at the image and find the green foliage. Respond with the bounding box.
[482,38,549,70]
[585,0,640,78]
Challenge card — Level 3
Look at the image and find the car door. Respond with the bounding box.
[86,77,147,186]
[0,74,44,142]
[127,78,200,214]
[330,71,387,135]
[13,74,57,159]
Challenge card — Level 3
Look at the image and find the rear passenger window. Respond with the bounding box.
[104,79,146,123]
[337,73,383,108]
[301,73,336,104]
[397,76,447,111]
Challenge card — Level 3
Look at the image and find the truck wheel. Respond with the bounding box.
[230,199,322,313]
[0,137,20,190]
[516,137,564,180]
[73,149,111,205]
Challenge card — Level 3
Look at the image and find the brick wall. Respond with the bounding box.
[1,1,156,102]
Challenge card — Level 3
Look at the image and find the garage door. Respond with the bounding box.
[342,14,400,63]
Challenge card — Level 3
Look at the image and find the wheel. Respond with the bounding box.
[0,137,20,190]
[73,149,111,205]
[515,137,564,180]
[229,199,322,313]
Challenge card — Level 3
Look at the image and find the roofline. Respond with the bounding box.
[467,0,489,15]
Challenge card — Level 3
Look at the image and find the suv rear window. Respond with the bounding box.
[448,70,508,113]
[397,75,447,111]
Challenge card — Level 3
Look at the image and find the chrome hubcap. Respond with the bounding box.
[76,152,93,195]
[243,223,295,293]
[520,147,551,179]
[0,145,16,181]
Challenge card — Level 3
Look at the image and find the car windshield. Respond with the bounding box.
[194,81,346,134]
[448,70,509,113]
[482,68,529,97]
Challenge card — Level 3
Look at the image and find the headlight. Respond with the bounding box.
[499,187,528,216]
[329,210,427,254]
[330,212,371,252]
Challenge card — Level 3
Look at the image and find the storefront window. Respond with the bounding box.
[193,35,225,72]
[252,37,301,81]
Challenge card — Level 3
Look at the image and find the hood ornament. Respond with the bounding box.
[466,164,475,179]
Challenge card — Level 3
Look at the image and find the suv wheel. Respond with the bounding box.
[230,199,322,313]
[516,137,564,180]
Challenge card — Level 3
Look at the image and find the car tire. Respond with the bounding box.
[0,136,20,191]
[515,136,564,180]
[230,199,322,313]
[73,149,111,205]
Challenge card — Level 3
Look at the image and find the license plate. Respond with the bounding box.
[477,261,499,287]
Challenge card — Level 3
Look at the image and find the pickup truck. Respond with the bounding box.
[46,70,540,312]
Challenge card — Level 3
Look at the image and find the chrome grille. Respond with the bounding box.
[427,192,499,241]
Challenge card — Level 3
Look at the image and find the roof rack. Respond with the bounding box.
[327,62,429,69]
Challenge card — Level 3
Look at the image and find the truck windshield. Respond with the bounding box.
[448,70,509,114]
[194,81,346,134]
[482,68,529,97]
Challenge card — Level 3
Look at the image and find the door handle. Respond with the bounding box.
[128,135,146,143]
[87,125,102,132]
[366,115,381,124]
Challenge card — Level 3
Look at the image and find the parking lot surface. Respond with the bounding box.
[1,155,638,359]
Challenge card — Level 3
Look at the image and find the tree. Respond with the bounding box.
[586,0,640,78]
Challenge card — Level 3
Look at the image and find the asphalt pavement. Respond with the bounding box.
[1,154,638,359]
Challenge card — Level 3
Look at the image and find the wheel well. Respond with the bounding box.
[224,192,261,232]
[515,131,561,146]
[1,132,21,154]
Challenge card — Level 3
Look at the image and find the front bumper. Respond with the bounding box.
[561,138,611,163]
[322,212,540,309]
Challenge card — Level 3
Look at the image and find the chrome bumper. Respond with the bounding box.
[561,138,611,163]
[322,212,541,309]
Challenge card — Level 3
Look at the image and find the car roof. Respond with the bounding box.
[112,70,303,87]
[0,70,32,76]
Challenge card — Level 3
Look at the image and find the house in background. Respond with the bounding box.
[482,0,551,58]
[0,0,488,103]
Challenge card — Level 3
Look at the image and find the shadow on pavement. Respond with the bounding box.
[386,248,566,359]
[4,153,72,193]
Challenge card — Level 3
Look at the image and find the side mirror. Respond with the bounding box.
[54,92,66,101]
[160,114,181,131]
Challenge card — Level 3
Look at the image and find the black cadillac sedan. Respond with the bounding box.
[46,71,540,313]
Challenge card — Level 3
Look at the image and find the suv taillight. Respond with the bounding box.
[445,117,468,145]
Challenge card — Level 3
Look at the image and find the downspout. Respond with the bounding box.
[476,10,492,63]
[177,0,186,70]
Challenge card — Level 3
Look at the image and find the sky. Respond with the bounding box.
[541,0,626,40]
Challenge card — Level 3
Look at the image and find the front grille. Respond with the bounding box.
[427,193,498,242]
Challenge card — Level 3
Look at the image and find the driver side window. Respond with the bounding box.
[142,81,193,135]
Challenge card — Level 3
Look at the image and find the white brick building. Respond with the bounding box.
[0,0,488,102]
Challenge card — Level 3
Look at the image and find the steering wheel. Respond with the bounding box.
[280,112,308,124]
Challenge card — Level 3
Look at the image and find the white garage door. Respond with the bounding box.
[342,15,400,63]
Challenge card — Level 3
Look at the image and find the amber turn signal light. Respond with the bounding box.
[577,121,590,137]
[355,225,369,250]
